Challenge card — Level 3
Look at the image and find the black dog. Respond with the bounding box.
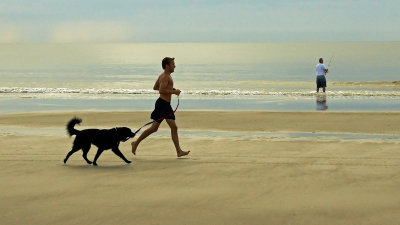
[64,117,135,166]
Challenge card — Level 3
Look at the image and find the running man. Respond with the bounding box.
[131,57,190,157]
[316,58,328,93]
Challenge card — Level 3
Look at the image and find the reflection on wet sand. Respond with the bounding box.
[316,93,328,111]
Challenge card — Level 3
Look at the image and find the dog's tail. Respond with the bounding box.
[67,117,82,136]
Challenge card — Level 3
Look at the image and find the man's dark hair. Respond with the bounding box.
[162,57,175,69]
[319,58,323,63]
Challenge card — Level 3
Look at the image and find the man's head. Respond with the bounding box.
[162,57,175,73]
[319,58,323,63]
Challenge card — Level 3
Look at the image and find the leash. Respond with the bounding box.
[133,96,180,135]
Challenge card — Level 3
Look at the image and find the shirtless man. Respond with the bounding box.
[131,57,190,157]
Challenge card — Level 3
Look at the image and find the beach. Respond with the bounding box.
[1,111,400,225]
[1,42,399,224]
[1,0,399,222]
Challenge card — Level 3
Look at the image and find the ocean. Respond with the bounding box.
[0,42,399,113]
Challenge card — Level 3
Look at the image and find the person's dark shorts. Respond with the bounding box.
[316,75,327,88]
[151,98,175,123]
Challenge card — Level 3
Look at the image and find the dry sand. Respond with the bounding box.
[1,111,400,225]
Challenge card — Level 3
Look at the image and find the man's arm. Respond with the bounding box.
[153,78,160,90]
[324,65,328,74]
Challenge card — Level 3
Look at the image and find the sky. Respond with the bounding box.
[0,0,399,43]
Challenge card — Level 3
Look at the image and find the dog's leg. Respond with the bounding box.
[82,143,92,164]
[111,147,132,164]
[92,148,105,166]
[64,145,81,164]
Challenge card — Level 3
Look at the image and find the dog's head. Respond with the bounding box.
[115,127,136,142]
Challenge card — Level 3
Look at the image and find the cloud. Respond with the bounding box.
[49,21,132,43]
[0,24,22,42]
[0,31,20,42]
[1,1,399,42]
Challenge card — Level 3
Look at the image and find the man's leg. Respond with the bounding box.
[131,121,160,155]
[165,119,190,157]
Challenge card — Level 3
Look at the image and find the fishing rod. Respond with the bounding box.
[327,54,334,67]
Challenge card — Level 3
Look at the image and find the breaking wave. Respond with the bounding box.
[0,87,399,97]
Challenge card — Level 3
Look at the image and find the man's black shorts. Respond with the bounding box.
[151,98,175,123]
[316,75,327,88]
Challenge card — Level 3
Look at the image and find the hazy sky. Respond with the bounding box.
[0,0,399,42]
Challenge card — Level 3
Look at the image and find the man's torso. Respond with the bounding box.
[158,73,174,102]
[316,63,326,76]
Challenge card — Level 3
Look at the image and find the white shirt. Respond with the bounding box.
[316,63,327,76]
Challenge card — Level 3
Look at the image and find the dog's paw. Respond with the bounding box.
[63,159,67,164]
[126,160,132,164]
[93,162,98,166]
[86,161,92,164]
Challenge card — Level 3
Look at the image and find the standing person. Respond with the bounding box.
[131,57,190,157]
[316,58,328,93]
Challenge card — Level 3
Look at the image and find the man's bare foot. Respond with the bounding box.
[131,142,138,155]
[177,150,190,157]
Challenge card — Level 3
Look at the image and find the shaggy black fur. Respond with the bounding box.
[64,117,135,166]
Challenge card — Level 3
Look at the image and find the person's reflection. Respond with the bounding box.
[316,94,328,110]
